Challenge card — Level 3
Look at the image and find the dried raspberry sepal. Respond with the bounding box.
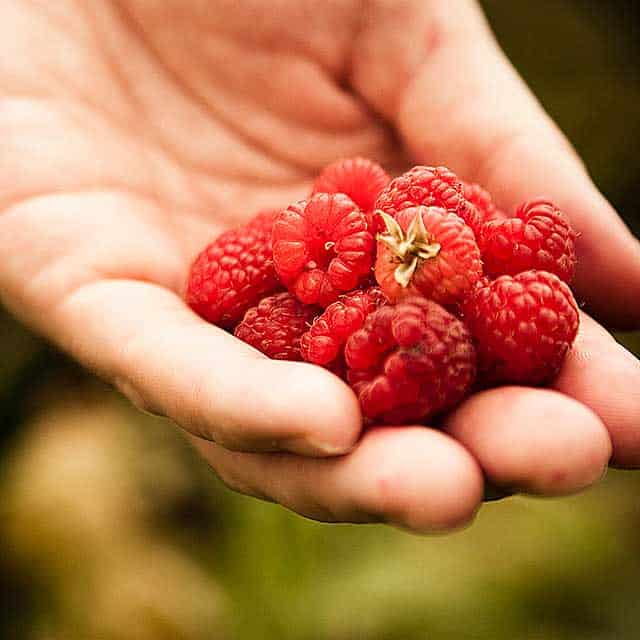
[376,211,442,288]
[374,206,482,305]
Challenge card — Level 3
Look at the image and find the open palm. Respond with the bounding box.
[2,0,639,532]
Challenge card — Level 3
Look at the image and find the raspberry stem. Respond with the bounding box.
[377,211,441,288]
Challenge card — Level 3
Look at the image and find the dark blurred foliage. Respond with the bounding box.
[1,2,639,639]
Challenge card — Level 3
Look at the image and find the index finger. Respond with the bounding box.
[53,279,362,457]
[391,2,640,328]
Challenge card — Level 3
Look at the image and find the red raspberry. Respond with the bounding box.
[272,193,375,307]
[374,206,483,305]
[463,182,504,224]
[234,292,319,361]
[478,199,577,283]
[312,157,390,227]
[300,287,387,366]
[345,298,476,424]
[462,270,580,385]
[375,165,481,232]
[249,208,280,232]
[186,210,281,329]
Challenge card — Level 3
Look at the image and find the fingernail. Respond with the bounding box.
[280,436,354,457]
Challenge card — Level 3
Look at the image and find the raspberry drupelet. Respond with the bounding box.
[345,298,477,424]
[272,193,375,307]
[248,208,281,233]
[375,165,481,233]
[234,292,319,361]
[374,206,483,306]
[300,287,387,367]
[186,209,281,329]
[461,270,580,385]
[478,199,577,283]
[463,182,504,225]
[312,157,390,229]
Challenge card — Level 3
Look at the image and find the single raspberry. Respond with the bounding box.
[375,165,481,232]
[272,193,375,307]
[374,206,483,306]
[312,157,390,227]
[461,270,579,385]
[186,210,281,329]
[234,292,319,361]
[478,199,577,283]
[300,287,387,366]
[463,182,504,224]
[345,298,476,424]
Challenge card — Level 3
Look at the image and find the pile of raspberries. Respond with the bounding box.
[186,158,579,425]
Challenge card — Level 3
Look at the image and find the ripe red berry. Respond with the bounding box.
[300,287,387,366]
[312,157,390,227]
[249,208,280,232]
[463,182,504,225]
[234,292,319,361]
[272,193,375,307]
[461,270,580,385]
[186,210,281,329]
[375,165,481,232]
[345,298,476,424]
[374,206,483,306]
[478,199,577,283]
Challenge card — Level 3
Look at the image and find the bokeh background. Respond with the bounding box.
[2,2,640,638]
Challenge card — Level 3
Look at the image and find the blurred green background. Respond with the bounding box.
[2,2,640,639]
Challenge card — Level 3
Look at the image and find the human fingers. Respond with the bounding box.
[53,279,362,456]
[552,313,640,469]
[444,386,611,496]
[365,1,640,327]
[191,425,484,534]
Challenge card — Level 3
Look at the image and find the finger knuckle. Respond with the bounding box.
[113,376,164,417]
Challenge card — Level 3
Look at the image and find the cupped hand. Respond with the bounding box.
[1,0,639,533]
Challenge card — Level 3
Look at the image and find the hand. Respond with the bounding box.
[1,1,639,533]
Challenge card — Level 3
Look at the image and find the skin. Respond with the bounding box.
[1,0,639,533]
